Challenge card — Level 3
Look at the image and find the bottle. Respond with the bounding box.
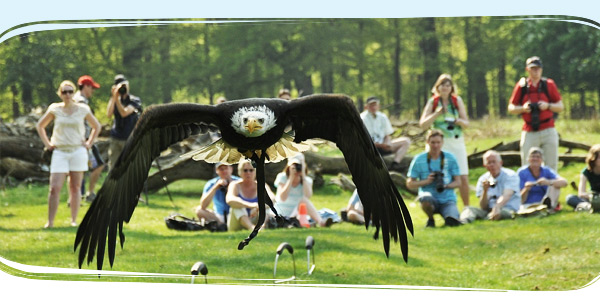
[298,203,310,228]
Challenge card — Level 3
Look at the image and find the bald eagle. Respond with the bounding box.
[74,94,414,270]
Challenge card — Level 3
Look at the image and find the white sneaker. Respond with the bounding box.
[575,202,591,212]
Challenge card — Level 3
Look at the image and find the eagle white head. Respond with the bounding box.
[231,105,277,137]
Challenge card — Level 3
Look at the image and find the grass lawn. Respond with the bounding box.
[1,118,600,291]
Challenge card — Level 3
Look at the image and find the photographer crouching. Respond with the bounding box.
[407,130,462,228]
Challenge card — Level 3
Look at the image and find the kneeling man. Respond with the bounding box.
[407,129,462,228]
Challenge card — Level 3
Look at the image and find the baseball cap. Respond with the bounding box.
[526,56,543,68]
[77,75,100,89]
[366,96,380,104]
[287,157,302,166]
[114,74,128,85]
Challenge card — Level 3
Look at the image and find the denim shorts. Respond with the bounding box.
[418,192,460,219]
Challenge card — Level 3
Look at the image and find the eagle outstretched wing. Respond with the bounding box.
[74,103,222,270]
[286,94,414,261]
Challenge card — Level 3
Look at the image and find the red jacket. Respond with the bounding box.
[509,77,561,132]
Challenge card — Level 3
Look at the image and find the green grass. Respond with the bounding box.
[2,118,600,290]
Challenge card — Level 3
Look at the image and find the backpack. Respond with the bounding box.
[518,77,550,103]
[518,77,558,121]
[431,95,459,112]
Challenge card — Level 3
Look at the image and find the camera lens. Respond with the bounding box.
[118,85,127,95]
[295,164,302,172]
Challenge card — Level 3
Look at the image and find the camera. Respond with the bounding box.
[432,171,445,193]
[219,179,230,193]
[444,117,456,131]
[118,84,128,96]
[294,163,302,172]
[487,177,497,188]
[528,102,541,131]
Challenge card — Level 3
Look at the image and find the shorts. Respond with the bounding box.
[417,192,459,219]
[50,146,89,173]
[228,207,258,231]
[442,135,469,175]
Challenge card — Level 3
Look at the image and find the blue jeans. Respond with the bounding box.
[418,192,459,219]
[566,194,586,209]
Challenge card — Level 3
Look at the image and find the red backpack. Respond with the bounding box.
[431,95,458,112]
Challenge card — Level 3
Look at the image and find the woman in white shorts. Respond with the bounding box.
[419,74,471,207]
[36,80,101,228]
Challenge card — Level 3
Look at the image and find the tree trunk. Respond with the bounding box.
[497,56,507,117]
[392,19,402,117]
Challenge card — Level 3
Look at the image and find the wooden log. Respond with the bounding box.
[0,136,47,164]
[0,157,48,181]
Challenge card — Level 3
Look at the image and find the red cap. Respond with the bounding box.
[77,75,100,89]
[298,203,307,215]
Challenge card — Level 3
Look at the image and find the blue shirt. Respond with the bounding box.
[202,176,240,216]
[476,168,521,212]
[517,165,558,204]
[407,151,460,203]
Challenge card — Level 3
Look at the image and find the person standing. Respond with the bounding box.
[419,74,470,207]
[36,80,101,228]
[106,74,142,170]
[508,56,563,171]
[73,75,104,202]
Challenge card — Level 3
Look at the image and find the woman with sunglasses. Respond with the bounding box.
[36,80,102,228]
[226,160,274,231]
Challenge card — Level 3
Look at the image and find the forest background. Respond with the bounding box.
[1,16,599,124]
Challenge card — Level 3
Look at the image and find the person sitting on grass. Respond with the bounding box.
[460,150,521,222]
[566,144,600,212]
[272,155,333,227]
[195,162,239,231]
[406,129,462,228]
[226,160,274,231]
[342,189,365,225]
[517,147,567,212]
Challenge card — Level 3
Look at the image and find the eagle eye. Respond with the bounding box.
[243,118,248,123]
[258,118,264,124]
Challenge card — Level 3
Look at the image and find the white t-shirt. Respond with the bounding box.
[47,102,90,149]
[360,111,394,144]
[274,172,313,217]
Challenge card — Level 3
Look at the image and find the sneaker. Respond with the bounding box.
[575,202,592,212]
[425,218,435,228]
[85,192,96,203]
[444,216,462,227]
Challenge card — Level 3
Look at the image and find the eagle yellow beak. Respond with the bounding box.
[245,118,263,134]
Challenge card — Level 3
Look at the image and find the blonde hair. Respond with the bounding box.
[237,160,255,177]
[56,80,76,97]
[586,144,600,171]
[431,74,458,97]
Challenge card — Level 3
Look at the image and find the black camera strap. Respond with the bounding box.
[427,151,445,173]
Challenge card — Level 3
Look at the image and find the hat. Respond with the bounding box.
[286,157,302,166]
[214,162,229,169]
[366,96,380,104]
[526,56,543,68]
[77,75,100,89]
[114,74,128,85]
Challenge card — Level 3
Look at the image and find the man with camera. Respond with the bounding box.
[106,74,143,171]
[195,162,239,230]
[508,56,563,171]
[460,150,521,222]
[517,147,567,212]
[407,130,462,227]
[361,96,411,172]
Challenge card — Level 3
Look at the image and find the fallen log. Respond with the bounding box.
[0,157,48,181]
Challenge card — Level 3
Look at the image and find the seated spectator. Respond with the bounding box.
[517,147,567,211]
[566,144,600,212]
[226,160,274,231]
[406,129,462,228]
[460,150,521,222]
[273,155,333,227]
[342,189,365,225]
[195,162,239,229]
